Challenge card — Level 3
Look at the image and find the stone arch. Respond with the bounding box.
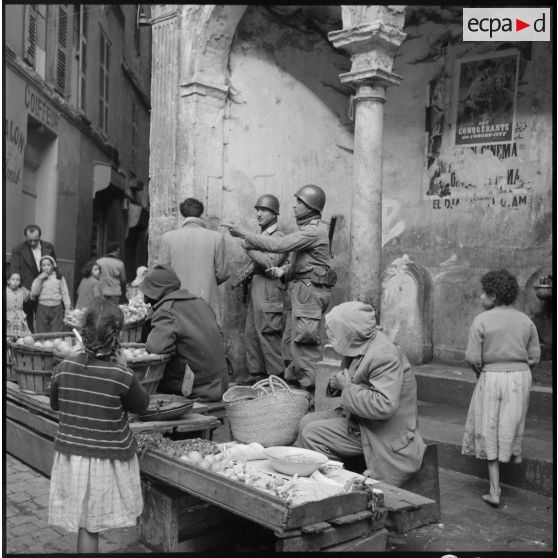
[380,255,434,364]
[179,5,248,86]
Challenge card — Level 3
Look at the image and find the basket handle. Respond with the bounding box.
[252,374,292,395]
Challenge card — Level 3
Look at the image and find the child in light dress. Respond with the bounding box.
[30,255,72,333]
[6,272,31,339]
[48,299,149,552]
[462,269,540,507]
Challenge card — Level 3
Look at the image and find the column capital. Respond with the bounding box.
[329,20,406,89]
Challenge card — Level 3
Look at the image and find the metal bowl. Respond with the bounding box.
[138,394,195,421]
[263,446,328,477]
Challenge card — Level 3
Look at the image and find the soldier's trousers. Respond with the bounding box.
[245,275,286,377]
[282,280,332,388]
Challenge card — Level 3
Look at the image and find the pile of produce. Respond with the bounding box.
[121,346,163,361]
[120,294,152,324]
[134,433,358,505]
[14,335,83,356]
[65,294,151,328]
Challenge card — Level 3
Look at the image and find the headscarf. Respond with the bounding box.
[140,265,181,303]
[81,299,124,359]
[131,266,148,287]
[39,255,57,268]
[325,301,377,357]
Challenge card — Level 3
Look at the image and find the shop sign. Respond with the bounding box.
[24,84,59,130]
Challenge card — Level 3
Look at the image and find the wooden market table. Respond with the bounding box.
[5,381,221,477]
[138,447,439,552]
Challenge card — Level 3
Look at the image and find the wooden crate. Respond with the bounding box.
[139,449,375,532]
[121,319,148,343]
[5,343,17,382]
[140,476,388,552]
[11,332,75,394]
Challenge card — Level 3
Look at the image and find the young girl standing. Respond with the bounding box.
[462,269,540,507]
[48,299,150,553]
[75,260,103,310]
[6,272,31,339]
[30,255,72,333]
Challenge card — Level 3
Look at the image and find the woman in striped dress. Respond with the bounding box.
[48,299,149,553]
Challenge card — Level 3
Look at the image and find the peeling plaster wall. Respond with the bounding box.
[382,6,552,363]
[221,5,353,373]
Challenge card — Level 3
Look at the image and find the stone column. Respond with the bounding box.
[329,6,406,315]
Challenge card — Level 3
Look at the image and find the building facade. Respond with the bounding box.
[5,4,152,295]
[146,5,552,375]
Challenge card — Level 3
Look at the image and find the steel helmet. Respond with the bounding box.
[295,184,326,213]
[254,194,280,215]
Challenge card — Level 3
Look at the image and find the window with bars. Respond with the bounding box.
[131,101,138,169]
[98,30,110,133]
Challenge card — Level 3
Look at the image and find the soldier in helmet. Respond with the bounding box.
[224,185,336,390]
[235,194,288,384]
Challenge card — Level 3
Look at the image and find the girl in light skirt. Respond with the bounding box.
[462,269,540,507]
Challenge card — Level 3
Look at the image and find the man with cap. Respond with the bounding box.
[236,194,288,383]
[224,185,336,390]
[140,265,228,402]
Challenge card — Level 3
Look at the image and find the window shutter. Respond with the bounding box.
[55,5,70,96]
[24,5,38,66]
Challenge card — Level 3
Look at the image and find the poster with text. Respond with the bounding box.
[455,50,518,145]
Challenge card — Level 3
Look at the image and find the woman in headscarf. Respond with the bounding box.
[299,301,426,486]
[140,265,228,402]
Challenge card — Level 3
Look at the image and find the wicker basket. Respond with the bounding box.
[121,318,148,343]
[10,332,76,394]
[223,375,311,447]
[5,342,17,382]
[122,342,169,395]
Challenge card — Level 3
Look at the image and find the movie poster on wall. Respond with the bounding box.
[454,50,519,145]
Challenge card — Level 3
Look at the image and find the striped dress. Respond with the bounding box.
[48,353,149,533]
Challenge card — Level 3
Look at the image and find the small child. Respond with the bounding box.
[462,269,540,507]
[48,299,150,553]
[30,255,72,333]
[6,272,31,339]
[75,260,102,310]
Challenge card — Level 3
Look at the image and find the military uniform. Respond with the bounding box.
[243,218,333,388]
[244,223,288,378]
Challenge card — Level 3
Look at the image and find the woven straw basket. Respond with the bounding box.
[223,375,311,447]
[121,342,169,395]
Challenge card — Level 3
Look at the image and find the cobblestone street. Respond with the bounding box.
[5,450,553,554]
[5,454,149,554]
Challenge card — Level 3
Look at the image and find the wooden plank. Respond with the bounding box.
[277,510,387,552]
[7,382,57,420]
[140,450,289,531]
[6,418,54,477]
[6,401,58,439]
[283,491,369,530]
[388,500,440,533]
[323,527,388,552]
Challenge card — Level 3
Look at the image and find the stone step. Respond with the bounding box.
[418,401,553,498]
[414,363,552,421]
[319,358,552,421]
[316,358,553,497]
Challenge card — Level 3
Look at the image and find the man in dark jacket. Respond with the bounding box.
[10,224,57,331]
[140,265,228,402]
